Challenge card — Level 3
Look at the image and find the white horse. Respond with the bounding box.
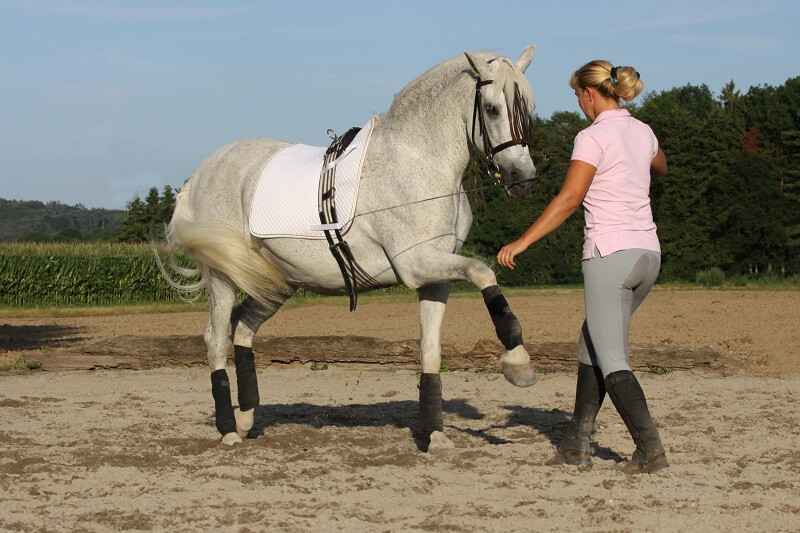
[159,46,539,453]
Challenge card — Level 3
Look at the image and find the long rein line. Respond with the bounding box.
[350,175,543,219]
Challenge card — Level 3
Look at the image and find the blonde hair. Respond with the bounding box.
[569,60,643,102]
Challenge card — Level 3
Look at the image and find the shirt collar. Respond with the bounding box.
[593,108,631,124]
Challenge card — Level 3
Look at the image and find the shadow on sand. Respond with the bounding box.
[244,398,622,460]
[0,324,88,351]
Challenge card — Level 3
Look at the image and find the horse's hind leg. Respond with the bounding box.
[229,291,295,438]
[418,283,455,454]
[204,272,241,445]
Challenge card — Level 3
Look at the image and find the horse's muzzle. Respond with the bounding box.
[499,165,536,198]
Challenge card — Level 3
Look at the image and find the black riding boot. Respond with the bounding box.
[605,370,669,474]
[547,363,605,466]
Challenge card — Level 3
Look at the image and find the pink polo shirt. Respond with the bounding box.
[571,108,660,259]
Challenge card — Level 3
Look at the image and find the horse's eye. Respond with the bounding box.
[484,104,500,116]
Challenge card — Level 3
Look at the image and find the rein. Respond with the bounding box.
[351,175,541,219]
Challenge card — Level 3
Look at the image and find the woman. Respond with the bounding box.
[497,60,669,474]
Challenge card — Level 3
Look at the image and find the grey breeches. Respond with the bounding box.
[578,248,661,378]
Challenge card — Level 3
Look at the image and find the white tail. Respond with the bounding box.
[153,181,289,306]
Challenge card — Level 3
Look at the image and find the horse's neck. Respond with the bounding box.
[375,67,472,193]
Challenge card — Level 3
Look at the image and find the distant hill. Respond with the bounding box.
[0,199,126,241]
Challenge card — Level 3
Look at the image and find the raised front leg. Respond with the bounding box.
[397,247,537,387]
[418,283,455,454]
[482,285,537,387]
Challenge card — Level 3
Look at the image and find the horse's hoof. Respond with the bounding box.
[499,345,537,387]
[426,431,455,456]
[221,432,243,446]
[501,361,538,387]
[234,407,254,438]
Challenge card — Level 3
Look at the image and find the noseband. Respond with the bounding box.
[471,73,532,187]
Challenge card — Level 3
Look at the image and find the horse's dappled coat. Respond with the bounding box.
[156,46,539,450]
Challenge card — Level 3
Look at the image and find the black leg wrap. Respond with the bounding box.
[605,370,665,464]
[234,345,260,412]
[562,363,606,454]
[482,285,523,350]
[211,369,236,436]
[419,373,444,434]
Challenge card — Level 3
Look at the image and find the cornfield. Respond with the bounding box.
[0,242,196,306]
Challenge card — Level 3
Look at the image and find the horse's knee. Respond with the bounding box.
[465,261,497,290]
[481,285,523,349]
[204,329,230,370]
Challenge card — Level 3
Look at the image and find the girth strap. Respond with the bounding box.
[319,127,380,311]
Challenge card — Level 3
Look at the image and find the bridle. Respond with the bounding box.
[344,59,543,223]
[470,65,533,193]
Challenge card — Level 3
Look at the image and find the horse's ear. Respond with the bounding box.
[464,51,490,79]
[516,45,535,73]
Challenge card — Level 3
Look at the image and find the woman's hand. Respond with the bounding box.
[495,160,596,271]
[497,240,529,269]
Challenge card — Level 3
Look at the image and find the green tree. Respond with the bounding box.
[636,84,735,279]
[118,196,148,242]
[54,227,84,242]
[720,80,747,135]
[159,185,176,225]
[87,227,118,242]
[734,79,798,274]
[118,185,177,242]
[710,151,788,273]
[19,231,53,242]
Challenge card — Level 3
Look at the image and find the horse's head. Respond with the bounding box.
[465,46,536,198]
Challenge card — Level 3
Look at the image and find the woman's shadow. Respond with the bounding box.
[502,404,624,463]
[245,396,623,460]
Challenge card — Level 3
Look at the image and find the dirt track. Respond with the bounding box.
[1,290,799,531]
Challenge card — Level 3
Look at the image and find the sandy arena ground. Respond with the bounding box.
[1,289,799,532]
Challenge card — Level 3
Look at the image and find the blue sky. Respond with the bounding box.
[1,0,798,209]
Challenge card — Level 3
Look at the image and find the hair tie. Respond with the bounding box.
[609,66,618,87]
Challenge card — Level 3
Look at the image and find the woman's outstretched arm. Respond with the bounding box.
[497,160,596,269]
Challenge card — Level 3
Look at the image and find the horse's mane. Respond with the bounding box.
[387,51,534,119]
[489,54,534,114]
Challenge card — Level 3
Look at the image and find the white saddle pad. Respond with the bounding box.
[249,116,377,239]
